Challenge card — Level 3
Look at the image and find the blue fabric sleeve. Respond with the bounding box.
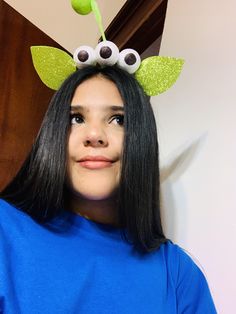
[176,246,217,313]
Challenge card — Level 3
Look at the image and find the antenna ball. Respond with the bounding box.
[71,0,92,15]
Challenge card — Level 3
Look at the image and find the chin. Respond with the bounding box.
[67,172,120,201]
[80,194,114,201]
[69,185,119,202]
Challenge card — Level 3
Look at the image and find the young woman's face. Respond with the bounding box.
[66,75,124,201]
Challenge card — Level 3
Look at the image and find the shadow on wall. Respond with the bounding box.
[160,133,208,240]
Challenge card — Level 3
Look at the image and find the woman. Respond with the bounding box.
[0,65,216,313]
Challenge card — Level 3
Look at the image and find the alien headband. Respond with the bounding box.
[30,0,184,96]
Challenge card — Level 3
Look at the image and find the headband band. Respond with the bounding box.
[31,0,184,96]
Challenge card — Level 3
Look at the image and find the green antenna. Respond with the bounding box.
[71,0,106,41]
[91,0,106,41]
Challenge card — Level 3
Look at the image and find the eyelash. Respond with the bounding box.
[70,114,124,126]
[111,114,124,126]
[70,114,84,125]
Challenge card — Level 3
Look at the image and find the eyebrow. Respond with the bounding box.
[70,105,124,112]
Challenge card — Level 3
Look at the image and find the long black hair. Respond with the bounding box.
[0,65,167,253]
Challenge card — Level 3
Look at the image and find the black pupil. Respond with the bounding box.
[78,50,89,62]
[124,53,136,65]
[100,46,112,59]
[117,116,124,125]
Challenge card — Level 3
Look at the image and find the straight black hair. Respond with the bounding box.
[0,65,168,253]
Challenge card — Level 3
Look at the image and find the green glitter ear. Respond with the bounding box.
[30,46,76,90]
[135,56,184,96]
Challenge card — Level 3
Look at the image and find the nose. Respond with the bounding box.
[83,125,108,148]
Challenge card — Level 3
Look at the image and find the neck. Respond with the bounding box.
[67,193,120,227]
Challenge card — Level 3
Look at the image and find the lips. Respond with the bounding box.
[78,156,114,169]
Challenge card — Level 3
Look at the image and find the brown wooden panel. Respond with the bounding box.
[0,1,66,190]
[104,0,168,54]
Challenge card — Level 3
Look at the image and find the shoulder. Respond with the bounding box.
[0,199,76,240]
[160,241,201,276]
[161,240,210,290]
[162,241,204,281]
[0,198,39,235]
[0,198,29,224]
[161,241,217,313]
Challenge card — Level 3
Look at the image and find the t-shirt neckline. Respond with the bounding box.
[59,209,127,240]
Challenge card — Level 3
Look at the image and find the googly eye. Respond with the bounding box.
[117,49,141,74]
[73,46,96,67]
[95,41,119,66]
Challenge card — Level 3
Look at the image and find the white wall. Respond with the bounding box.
[3,0,126,53]
[152,0,236,312]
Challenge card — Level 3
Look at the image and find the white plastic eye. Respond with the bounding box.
[95,41,119,66]
[73,46,96,67]
[117,49,141,74]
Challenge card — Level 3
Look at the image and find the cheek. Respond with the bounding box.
[111,131,124,154]
[67,130,82,159]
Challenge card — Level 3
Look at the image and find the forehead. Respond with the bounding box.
[71,76,124,110]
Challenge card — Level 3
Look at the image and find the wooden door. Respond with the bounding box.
[0,1,66,190]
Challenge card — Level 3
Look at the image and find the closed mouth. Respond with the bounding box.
[78,160,113,169]
[77,155,116,169]
[78,155,114,162]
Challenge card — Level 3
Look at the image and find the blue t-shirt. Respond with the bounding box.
[0,199,217,313]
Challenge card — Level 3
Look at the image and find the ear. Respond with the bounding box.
[135,56,184,96]
[30,46,77,90]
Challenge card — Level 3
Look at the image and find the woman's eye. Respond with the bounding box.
[110,115,124,126]
[70,114,84,125]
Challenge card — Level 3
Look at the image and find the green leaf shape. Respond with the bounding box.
[31,46,76,90]
[135,56,184,96]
